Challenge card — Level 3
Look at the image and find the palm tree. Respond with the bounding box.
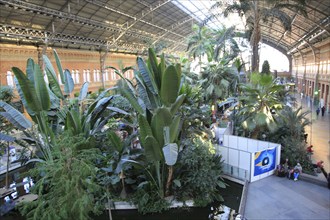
[275,106,310,141]
[238,72,285,138]
[200,57,238,114]
[187,24,213,64]
[207,0,307,72]
[212,25,240,62]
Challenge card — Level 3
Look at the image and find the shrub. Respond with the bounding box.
[173,138,226,207]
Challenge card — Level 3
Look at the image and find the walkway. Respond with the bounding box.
[298,95,330,174]
[244,95,330,220]
[244,175,330,220]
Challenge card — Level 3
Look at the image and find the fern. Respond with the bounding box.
[18,134,103,220]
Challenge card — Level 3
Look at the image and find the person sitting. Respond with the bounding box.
[313,160,324,173]
[283,158,290,178]
[293,163,303,181]
[276,164,285,177]
[306,145,314,153]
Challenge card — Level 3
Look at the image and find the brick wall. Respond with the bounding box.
[0,44,137,94]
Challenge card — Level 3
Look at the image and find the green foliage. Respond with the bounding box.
[238,72,285,138]
[131,183,170,215]
[179,83,212,139]
[173,138,225,207]
[267,106,314,173]
[0,85,15,103]
[261,60,270,74]
[19,134,103,220]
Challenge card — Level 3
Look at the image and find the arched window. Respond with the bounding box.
[83,70,87,82]
[87,69,91,82]
[72,70,76,83]
[104,69,109,81]
[111,69,116,80]
[96,70,100,82]
[93,69,97,82]
[75,70,80,83]
[6,71,15,87]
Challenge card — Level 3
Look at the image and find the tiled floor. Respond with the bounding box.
[244,95,330,220]
[245,175,330,220]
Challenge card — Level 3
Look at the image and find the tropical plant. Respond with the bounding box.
[0,86,15,103]
[179,83,212,140]
[238,72,285,138]
[261,60,271,74]
[200,57,238,113]
[207,0,307,71]
[117,48,185,202]
[19,134,103,220]
[212,25,240,62]
[0,101,32,189]
[187,24,213,63]
[12,50,74,149]
[266,106,313,173]
[173,137,226,207]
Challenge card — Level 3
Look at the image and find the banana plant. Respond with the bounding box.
[0,101,32,189]
[117,48,186,198]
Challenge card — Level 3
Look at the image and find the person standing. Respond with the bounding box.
[321,106,325,116]
[316,108,320,118]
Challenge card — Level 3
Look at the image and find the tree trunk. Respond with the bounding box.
[5,142,10,189]
[165,165,173,197]
[251,43,259,72]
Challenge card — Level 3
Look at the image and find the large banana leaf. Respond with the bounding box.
[43,54,64,99]
[44,67,64,99]
[170,94,186,115]
[137,57,158,95]
[151,107,172,147]
[135,74,152,110]
[120,88,144,115]
[91,96,113,124]
[0,101,32,130]
[14,77,34,116]
[64,69,74,94]
[0,132,15,142]
[138,115,153,147]
[148,48,161,89]
[65,110,81,135]
[169,115,181,143]
[53,49,65,84]
[163,143,178,166]
[144,136,162,161]
[78,82,89,101]
[12,67,42,112]
[34,63,50,111]
[26,58,35,83]
[160,65,180,106]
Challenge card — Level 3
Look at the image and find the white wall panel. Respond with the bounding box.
[238,137,248,151]
[228,135,238,149]
[228,148,239,167]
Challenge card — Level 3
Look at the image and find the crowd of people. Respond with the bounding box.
[275,158,329,187]
[275,158,303,181]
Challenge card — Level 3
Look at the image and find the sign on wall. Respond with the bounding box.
[254,148,276,176]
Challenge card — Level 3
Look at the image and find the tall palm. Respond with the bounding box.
[276,106,310,141]
[212,25,240,62]
[207,0,307,72]
[200,57,238,112]
[238,73,285,138]
[187,24,213,64]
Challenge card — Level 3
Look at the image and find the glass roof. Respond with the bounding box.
[172,0,245,30]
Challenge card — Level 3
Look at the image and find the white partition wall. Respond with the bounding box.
[218,135,281,182]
